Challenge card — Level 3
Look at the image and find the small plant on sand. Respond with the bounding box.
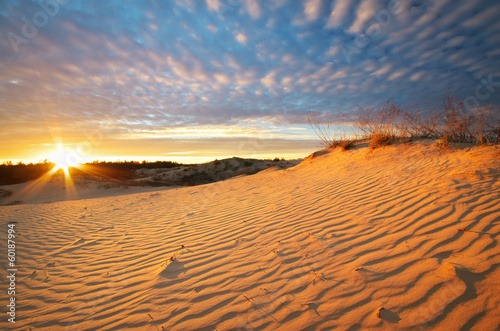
[339,132,357,151]
[307,111,342,148]
[340,139,356,151]
[307,111,358,150]
[355,100,406,139]
[354,100,410,149]
[402,107,441,139]
[436,136,449,149]
[370,133,394,149]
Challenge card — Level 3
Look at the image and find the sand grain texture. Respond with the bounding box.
[1,141,499,330]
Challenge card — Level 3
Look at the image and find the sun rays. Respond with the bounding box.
[9,145,81,202]
[47,145,79,173]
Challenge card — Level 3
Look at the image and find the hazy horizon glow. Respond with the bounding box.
[1,0,499,164]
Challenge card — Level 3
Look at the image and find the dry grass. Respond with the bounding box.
[355,100,406,139]
[307,111,358,150]
[307,111,339,149]
[370,133,394,149]
[308,95,499,151]
[436,137,449,149]
[340,139,356,151]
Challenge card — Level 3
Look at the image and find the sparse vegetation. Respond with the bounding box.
[0,189,13,198]
[369,133,394,149]
[354,100,406,140]
[436,137,449,149]
[307,111,356,150]
[307,111,340,148]
[308,95,500,150]
[340,137,356,151]
[86,160,181,171]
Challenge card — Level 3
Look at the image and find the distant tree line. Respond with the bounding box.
[85,160,182,170]
[0,160,55,185]
[0,160,183,185]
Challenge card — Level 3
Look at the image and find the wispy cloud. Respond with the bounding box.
[304,0,324,21]
[245,0,262,19]
[326,0,352,28]
[348,0,381,33]
[206,0,221,12]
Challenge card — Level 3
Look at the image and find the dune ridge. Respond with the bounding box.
[0,158,299,206]
[1,140,499,330]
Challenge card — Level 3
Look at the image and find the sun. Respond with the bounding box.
[25,144,81,201]
[47,145,79,171]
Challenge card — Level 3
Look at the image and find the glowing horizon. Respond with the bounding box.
[0,149,311,166]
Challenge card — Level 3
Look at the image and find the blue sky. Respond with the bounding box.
[1,0,499,163]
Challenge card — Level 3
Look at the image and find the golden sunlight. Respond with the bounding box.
[47,145,79,171]
[13,144,81,203]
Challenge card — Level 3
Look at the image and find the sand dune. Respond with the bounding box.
[0,158,298,206]
[1,140,499,330]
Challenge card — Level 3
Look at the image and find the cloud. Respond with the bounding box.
[261,70,278,88]
[206,0,221,12]
[245,0,261,19]
[348,0,381,33]
[388,69,409,81]
[326,0,351,28]
[304,0,323,21]
[463,5,500,27]
[214,73,231,84]
[410,71,426,82]
[235,32,247,44]
[370,64,392,77]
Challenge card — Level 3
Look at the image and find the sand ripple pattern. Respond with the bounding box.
[1,141,499,330]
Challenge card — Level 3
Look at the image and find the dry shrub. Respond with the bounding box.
[307,111,357,149]
[307,111,339,149]
[355,96,500,146]
[434,96,499,144]
[370,133,394,149]
[403,108,441,139]
[436,136,449,149]
[441,96,474,142]
[340,139,355,151]
[308,95,499,152]
[355,100,406,138]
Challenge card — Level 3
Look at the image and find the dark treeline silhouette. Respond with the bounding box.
[0,160,183,185]
[85,160,182,170]
[0,160,55,185]
[74,160,184,182]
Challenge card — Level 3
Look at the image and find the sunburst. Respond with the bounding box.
[48,145,79,172]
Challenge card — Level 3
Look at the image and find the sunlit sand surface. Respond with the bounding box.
[1,140,499,330]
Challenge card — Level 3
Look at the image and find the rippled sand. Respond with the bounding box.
[1,140,499,330]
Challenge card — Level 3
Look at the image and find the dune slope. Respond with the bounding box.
[1,140,499,330]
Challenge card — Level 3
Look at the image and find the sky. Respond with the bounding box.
[1,0,500,164]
